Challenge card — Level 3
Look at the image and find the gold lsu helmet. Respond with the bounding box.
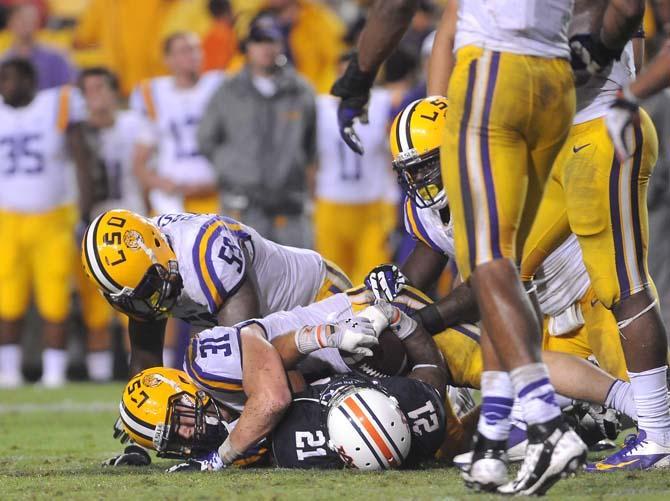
[390,96,448,209]
[81,209,183,320]
[120,367,231,458]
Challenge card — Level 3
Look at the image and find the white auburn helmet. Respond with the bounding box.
[326,386,411,470]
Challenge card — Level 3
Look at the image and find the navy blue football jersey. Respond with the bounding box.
[271,375,446,468]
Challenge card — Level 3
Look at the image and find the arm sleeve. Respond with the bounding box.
[197,87,226,162]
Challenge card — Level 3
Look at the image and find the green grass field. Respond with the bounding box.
[2,384,670,500]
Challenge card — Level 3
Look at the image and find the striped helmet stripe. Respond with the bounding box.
[84,213,123,294]
[119,402,154,442]
[338,405,385,468]
[397,99,421,152]
[342,395,400,466]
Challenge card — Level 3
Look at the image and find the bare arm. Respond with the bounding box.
[629,39,670,99]
[216,277,261,327]
[426,0,458,96]
[356,0,420,73]
[401,241,449,291]
[226,325,292,454]
[132,143,175,193]
[600,0,646,50]
[66,123,96,222]
[128,317,167,376]
[402,323,448,399]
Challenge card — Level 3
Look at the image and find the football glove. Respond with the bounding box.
[166,450,225,472]
[605,86,640,162]
[365,301,418,341]
[102,445,151,467]
[295,319,378,356]
[331,52,375,155]
[365,264,407,303]
[569,33,623,75]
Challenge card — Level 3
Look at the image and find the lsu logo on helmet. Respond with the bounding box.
[81,209,182,320]
[390,96,448,209]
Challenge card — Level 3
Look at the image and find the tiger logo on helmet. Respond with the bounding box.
[81,209,183,320]
[120,367,230,459]
[390,96,448,209]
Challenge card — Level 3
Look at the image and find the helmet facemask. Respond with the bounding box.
[393,147,446,209]
[105,261,183,321]
[154,390,230,459]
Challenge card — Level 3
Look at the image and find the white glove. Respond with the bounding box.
[605,86,640,162]
[370,301,418,340]
[166,450,225,472]
[295,318,378,356]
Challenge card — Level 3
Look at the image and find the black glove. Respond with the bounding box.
[569,33,623,75]
[331,53,376,155]
[166,450,225,472]
[102,445,151,467]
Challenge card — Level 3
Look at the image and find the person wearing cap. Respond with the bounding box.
[198,14,317,248]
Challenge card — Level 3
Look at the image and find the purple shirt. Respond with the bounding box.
[3,44,75,90]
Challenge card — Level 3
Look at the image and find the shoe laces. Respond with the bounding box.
[618,433,646,456]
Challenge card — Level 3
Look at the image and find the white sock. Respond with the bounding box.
[605,379,638,420]
[477,371,514,441]
[42,348,67,385]
[628,365,670,445]
[510,363,561,427]
[162,347,175,369]
[86,351,113,382]
[0,344,22,381]
[509,399,526,431]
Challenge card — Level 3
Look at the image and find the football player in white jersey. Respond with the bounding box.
[130,32,224,215]
[314,52,396,284]
[81,210,352,379]
[0,58,94,387]
[77,67,147,382]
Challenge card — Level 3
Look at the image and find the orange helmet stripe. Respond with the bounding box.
[342,395,396,465]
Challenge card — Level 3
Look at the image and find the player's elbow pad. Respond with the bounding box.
[411,304,447,335]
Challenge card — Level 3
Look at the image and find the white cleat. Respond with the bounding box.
[461,433,509,492]
[498,417,587,496]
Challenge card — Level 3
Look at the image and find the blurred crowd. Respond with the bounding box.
[0,0,669,386]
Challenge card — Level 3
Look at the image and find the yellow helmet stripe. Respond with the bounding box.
[396,99,422,152]
[119,401,155,442]
[84,213,124,294]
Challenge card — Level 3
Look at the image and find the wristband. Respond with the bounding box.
[218,437,242,465]
[295,325,331,354]
[412,304,447,335]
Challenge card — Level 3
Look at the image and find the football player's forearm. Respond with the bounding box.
[401,243,449,291]
[270,332,304,369]
[127,318,166,377]
[426,0,457,96]
[434,282,479,327]
[356,0,419,73]
[403,326,448,398]
[229,391,290,455]
[629,41,670,100]
[600,0,645,50]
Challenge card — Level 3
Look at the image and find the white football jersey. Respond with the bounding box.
[152,213,326,327]
[185,294,354,411]
[0,85,85,212]
[90,110,147,216]
[454,0,573,58]
[130,71,224,213]
[402,198,590,316]
[315,89,394,203]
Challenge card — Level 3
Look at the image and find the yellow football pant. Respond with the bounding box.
[0,205,76,322]
[441,45,575,279]
[521,112,658,308]
[314,199,393,284]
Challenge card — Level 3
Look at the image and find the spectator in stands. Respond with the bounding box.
[73,0,179,96]
[249,0,345,93]
[2,3,74,90]
[198,14,316,247]
[202,0,238,71]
